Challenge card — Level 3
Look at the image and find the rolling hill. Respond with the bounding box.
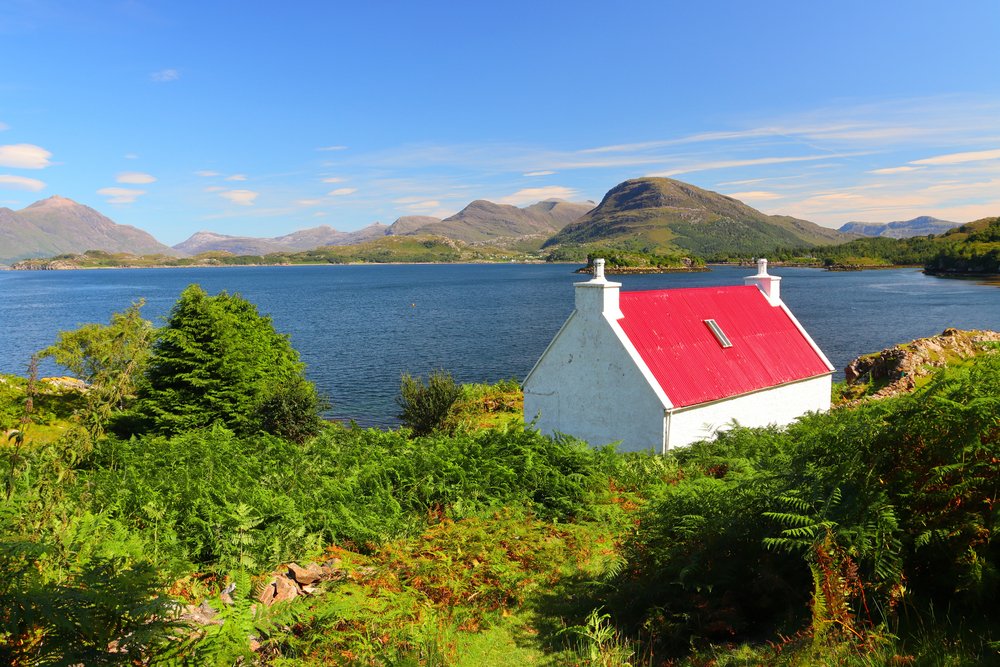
[0,196,175,265]
[544,178,851,257]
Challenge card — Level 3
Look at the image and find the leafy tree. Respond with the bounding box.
[41,300,155,437]
[396,370,461,436]
[132,285,322,438]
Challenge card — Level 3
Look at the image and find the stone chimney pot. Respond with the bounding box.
[574,258,623,319]
[744,257,782,306]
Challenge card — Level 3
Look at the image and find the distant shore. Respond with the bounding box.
[3,259,556,271]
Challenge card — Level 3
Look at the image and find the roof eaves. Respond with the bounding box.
[665,370,834,413]
[776,301,836,372]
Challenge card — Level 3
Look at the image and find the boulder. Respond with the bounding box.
[287,562,324,586]
[273,574,299,603]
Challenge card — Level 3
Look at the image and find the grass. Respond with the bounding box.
[0,374,84,445]
[443,379,523,432]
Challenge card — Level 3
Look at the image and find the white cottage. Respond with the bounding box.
[523,259,834,452]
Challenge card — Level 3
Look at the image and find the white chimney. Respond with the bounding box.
[744,258,782,306]
[574,258,623,319]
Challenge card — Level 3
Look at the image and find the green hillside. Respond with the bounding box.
[544,177,850,257]
[10,235,538,269]
[802,216,1000,273]
[925,216,1000,274]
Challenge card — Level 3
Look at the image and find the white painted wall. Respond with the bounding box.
[666,374,832,449]
[524,290,668,452]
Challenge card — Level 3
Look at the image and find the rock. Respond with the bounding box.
[180,600,223,626]
[272,575,299,604]
[257,577,278,606]
[287,562,324,586]
[258,574,299,606]
[41,376,87,391]
[842,328,1000,405]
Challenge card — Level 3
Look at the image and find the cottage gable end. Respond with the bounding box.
[524,261,671,452]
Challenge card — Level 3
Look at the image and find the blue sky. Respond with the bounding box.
[1,1,999,245]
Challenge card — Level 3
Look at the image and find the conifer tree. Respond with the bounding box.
[133,284,322,439]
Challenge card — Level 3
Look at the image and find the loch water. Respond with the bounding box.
[1,264,998,427]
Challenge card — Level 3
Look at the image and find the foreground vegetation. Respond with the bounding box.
[1,289,999,665]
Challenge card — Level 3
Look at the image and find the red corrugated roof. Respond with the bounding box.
[617,286,831,408]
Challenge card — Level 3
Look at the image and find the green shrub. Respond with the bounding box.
[396,370,462,436]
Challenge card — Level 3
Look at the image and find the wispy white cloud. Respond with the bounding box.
[499,186,579,206]
[195,170,220,177]
[328,187,357,196]
[219,189,258,206]
[649,153,863,178]
[0,174,45,191]
[396,199,442,213]
[204,186,225,192]
[869,166,922,175]
[97,187,145,204]
[579,124,931,155]
[524,170,555,177]
[910,147,1000,165]
[296,199,322,207]
[321,177,345,183]
[0,122,9,131]
[225,174,247,181]
[725,190,784,201]
[124,153,138,159]
[150,68,180,82]
[716,175,805,187]
[0,143,52,169]
[317,145,348,152]
[116,171,156,184]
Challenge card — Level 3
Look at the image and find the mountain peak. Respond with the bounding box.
[2,195,173,264]
[26,195,81,210]
[545,177,849,254]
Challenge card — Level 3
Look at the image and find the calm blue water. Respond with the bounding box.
[1,264,998,426]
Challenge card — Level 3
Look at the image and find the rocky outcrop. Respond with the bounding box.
[178,558,346,636]
[842,328,1000,403]
[257,559,345,606]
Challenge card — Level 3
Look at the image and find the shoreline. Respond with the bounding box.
[3,259,561,272]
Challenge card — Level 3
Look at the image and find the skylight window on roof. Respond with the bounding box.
[704,319,733,348]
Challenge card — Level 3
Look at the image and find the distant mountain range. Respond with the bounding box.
[173,223,389,255]
[1,183,976,266]
[0,196,175,264]
[171,199,594,255]
[546,178,851,256]
[385,199,595,243]
[838,216,961,239]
